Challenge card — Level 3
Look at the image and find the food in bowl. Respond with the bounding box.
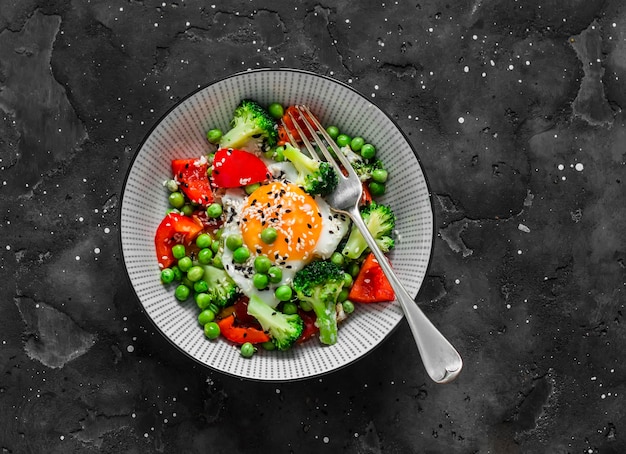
[155,99,397,356]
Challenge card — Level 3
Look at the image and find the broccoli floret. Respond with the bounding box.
[341,201,395,259]
[219,99,278,150]
[246,295,304,350]
[282,143,338,196]
[292,260,345,345]
[202,265,239,308]
[341,146,384,182]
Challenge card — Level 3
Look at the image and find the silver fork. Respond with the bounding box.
[282,105,463,384]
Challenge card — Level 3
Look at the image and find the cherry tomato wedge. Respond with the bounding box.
[211,148,271,188]
[217,314,270,344]
[277,106,315,145]
[296,309,319,344]
[171,158,214,206]
[154,212,204,269]
[348,252,395,303]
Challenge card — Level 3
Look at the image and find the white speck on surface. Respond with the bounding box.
[463,66,470,73]
[518,223,530,233]
[455,279,461,284]
[127,345,135,353]
[458,117,465,124]
[94,248,100,254]
[558,164,565,170]
[575,163,584,171]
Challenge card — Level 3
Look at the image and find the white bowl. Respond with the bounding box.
[120,68,434,381]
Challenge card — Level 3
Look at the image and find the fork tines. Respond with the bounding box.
[281,105,356,180]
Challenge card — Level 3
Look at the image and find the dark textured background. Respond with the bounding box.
[1,1,625,453]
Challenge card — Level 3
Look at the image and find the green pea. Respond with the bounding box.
[337,288,349,302]
[261,227,278,244]
[368,181,386,196]
[299,300,313,311]
[273,146,285,162]
[253,273,269,290]
[197,248,213,265]
[206,203,223,219]
[360,143,376,159]
[193,279,209,293]
[198,309,215,325]
[206,166,213,177]
[214,228,223,240]
[204,322,220,339]
[245,182,261,195]
[261,341,276,351]
[343,272,353,287]
[254,255,272,273]
[268,103,284,119]
[174,284,191,301]
[226,234,243,251]
[348,262,361,278]
[187,265,204,282]
[371,168,388,183]
[212,254,223,269]
[350,136,365,151]
[177,256,193,272]
[233,246,250,264]
[275,285,293,302]
[267,266,282,284]
[330,251,345,267]
[207,153,215,165]
[206,128,223,144]
[168,191,185,208]
[211,239,220,253]
[336,134,352,147]
[342,300,355,314]
[165,179,179,192]
[172,244,186,259]
[171,265,183,281]
[240,342,256,358]
[160,268,175,284]
[195,292,211,309]
[281,301,298,315]
[326,125,340,139]
[181,204,194,216]
[196,233,212,249]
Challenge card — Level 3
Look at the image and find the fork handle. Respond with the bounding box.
[347,207,463,384]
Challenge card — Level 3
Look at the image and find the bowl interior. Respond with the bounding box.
[120,69,433,381]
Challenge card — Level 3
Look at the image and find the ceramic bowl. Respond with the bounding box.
[120,68,434,381]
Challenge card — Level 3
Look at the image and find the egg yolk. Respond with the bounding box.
[241,181,322,262]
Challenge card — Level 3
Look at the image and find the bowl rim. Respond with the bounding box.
[118,67,437,380]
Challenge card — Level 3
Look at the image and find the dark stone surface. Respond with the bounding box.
[1,1,625,453]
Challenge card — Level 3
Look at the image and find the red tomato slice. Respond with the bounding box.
[211,148,271,188]
[154,212,203,269]
[348,252,395,303]
[296,309,319,344]
[171,158,214,206]
[277,106,315,145]
[217,314,270,344]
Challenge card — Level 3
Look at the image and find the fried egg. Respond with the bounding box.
[220,179,349,308]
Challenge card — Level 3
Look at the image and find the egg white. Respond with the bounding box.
[219,168,349,309]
